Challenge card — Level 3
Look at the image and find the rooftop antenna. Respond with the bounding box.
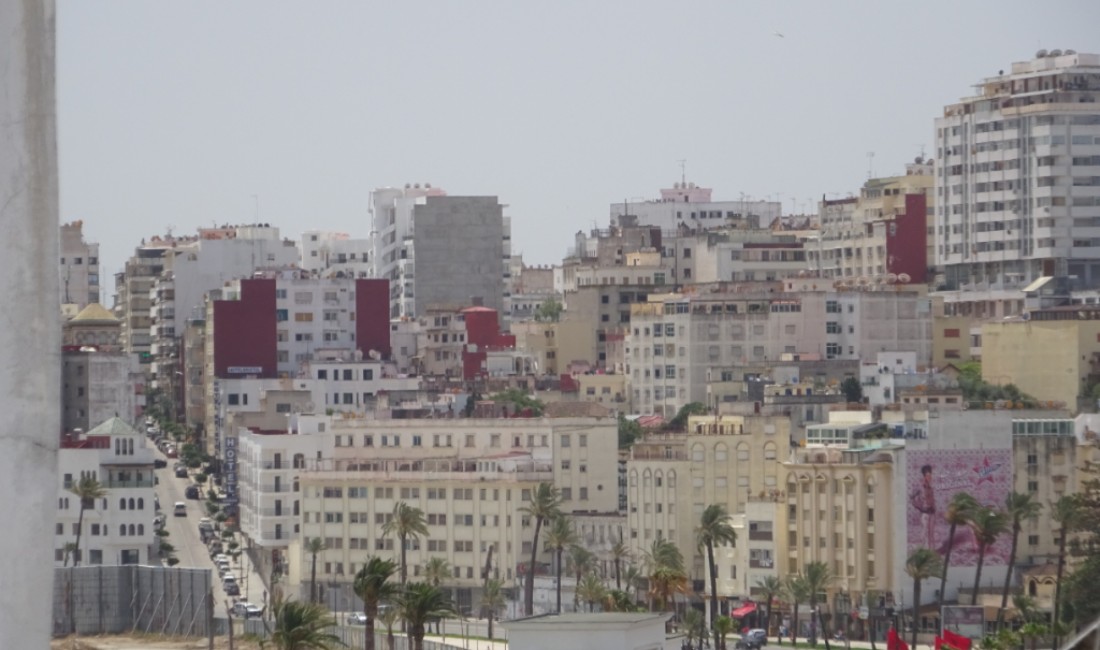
[916,144,926,159]
[677,159,686,186]
[866,151,875,179]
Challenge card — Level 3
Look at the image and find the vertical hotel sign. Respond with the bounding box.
[224,433,238,518]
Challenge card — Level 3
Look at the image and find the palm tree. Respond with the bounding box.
[937,492,978,611]
[611,538,630,590]
[714,615,735,650]
[544,515,576,613]
[69,476,107,567]
[568,544,596,610]
[645,538,687,613]
[61,542,79,568]
[382,502,429,585]
[803,561,834,643]
[353,557,399,650]
[268,599,344,650]
[423,557,450,588]
[304,538,325,604]
[622,564,644,601]
[377,606,400,650]
[998,492,1042,626]
[968,506,1008,605]
[480,578,506,640]
[603,589,636,613]
[756,576,785,636]
[397,582,457,650]
[786,574,811,644]
[577,573,606,612]
[905,548,944,649]
[1051,494,1082,644]
[520,482,562,615]
[682,608,705,650]
[697,504,738,640]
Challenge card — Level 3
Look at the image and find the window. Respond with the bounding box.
[560,434,570,447]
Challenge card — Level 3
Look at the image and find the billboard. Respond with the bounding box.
[906,449,1012,565]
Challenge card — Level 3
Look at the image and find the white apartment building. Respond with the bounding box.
[627,285,934,415]
[283,414,619,609]
[60,220,101,312]
[935,50,1100,289]
[56,418,157,566]
[299,231,372,278]
[610,182,782,233]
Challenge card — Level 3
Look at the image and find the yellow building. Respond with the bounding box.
[626,414,789,600]
[511,319,599,376]
[981,308,1100,406]
[930,296,976,368]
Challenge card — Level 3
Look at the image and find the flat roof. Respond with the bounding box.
[505,612,669,627]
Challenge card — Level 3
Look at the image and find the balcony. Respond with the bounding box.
[748,530,774,542]
[749,558,775,569]
[104,477,156,489]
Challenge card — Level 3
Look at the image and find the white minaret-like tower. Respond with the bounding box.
[0,0,59,647]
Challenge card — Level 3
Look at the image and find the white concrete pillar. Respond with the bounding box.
[0,0,59,647]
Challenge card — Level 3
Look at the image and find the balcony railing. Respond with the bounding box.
[748,531,774,542]
[749,558,775,569]
[105,478,156,489]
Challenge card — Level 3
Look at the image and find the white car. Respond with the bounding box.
[348,612,368,625]
[232,601,263,619]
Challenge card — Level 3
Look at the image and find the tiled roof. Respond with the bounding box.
[70,303,120,324]
[86,417,137,437]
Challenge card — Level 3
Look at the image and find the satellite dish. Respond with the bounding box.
[897,273,911,284]
[886,273,899,284]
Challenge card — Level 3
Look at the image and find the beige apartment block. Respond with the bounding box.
[1012,418,1078,567]
[512,320,598,376]
[625,414,789,598]
[289,414,619,609]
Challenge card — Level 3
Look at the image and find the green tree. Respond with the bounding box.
[490,388,545,416]
[802,561,834,645]
[544,515,576,613]
[645,538,687,612]
[968,506,1009,606]
[696,504,737,647]
[602,589,637,613]
[534,298,563,322]
[266,599,344,650]
[576,573,606,612]
[667,402,708,431]
[382,502,429,585]
[378,606,400,650]
[521,482,562,615]
[480,578,506,639]
[568,544,596,610]
[840,377,863,403]
[905,548,944,649]
[755,576,785,636]
[611,538,631,590]
[70,476,107,567]
[998,492,1042,626]
[714,615,735,650]
[304,538,325,604]
[938,491,979,611]
[1051,494,1084,636]
[423,557,449,588]
[617,414,643,449]
[397,583,457,650]
[353,557,399,650]
[622,565,644,601]
[785,574,812,644]
[682,608,705,650]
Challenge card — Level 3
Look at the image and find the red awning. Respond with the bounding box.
[731,603,757,618]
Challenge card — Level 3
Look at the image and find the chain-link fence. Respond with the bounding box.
[53,565,213,637]
[217,618,468,650]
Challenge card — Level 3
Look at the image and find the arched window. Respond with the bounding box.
[736,442,750,461]
[654,470,663,488]
[643,469,652,487]
[667,470,677,488]
[128,498,135,510]
[629,470,638,487]
[137,498,144,510]
[128,524,136,536]
[714,443,728,462]
[293,453,306,469]
[119,498,127,510]
[763,442,778,460]
[1029,580,1037,596]
[293,478,300,493]
[293,500,300,516]
[691,443,705,462]
[119,524,126,536]
[138,524,144,536]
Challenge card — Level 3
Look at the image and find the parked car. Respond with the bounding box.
[224,582,240,597]
[232,601,263,619]
[736,629,768,650]
[185,484,201,500]
[153,458,167,469]
[348,612,368,625]
[173,502,187,517]
[175,466,189,479]
[153,514,166,529]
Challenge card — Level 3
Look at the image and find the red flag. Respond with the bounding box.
[944,629,972,650]
[887,627,900,650]
[935,637,944,650]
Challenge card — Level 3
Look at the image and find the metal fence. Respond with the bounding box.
[53,565,213,637]
[219,618,471,650]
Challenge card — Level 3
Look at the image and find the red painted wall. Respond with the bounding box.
[213,278,278,378]
[885,193,928,284]
[461,307,516,380]
[355,279,391,359]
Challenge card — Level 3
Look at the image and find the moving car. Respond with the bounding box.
[224,582,240,597]
[736,629,768,650]
[175,466,189,479]
[173,502,187,517]
[348,612,368,625]
[153,459,167,469]
[232,601,263,619]
[185,484,201,500]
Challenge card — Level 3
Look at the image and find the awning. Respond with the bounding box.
[731,603,757,618]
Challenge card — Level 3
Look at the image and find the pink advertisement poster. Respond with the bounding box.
[906,448,1012,565]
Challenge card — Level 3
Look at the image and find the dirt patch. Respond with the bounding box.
[51,635,262,650]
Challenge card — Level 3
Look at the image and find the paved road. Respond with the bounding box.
[152,444,268,619]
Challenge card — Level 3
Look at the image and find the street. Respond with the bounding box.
[152,444,268,619]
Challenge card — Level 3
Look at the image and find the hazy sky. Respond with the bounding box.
[58,1,1098,288]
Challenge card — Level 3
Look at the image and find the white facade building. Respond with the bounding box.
[60,220,101,312]
[299,231,372,278]
[611,182,782,233]
[56,418,157,567]
[935,50,1100,289]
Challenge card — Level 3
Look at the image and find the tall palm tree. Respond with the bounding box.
[69,476,107,567]
[61,542,79,568]
[697,504,738,639]
[803,561,835,643]
[905,548,944,649]
[998,492,1042,626]
[569,544,596,610]
[304,538,325,604]
[544,515,576,613]
[1051,494,1082,644]
[382,502,429,585]
[682,608,705,650]
[785,574,811,644]
[611,538,630,590]
[622,564,644,601]
[644,538,687,612]
[353,557,399,650]
[397,582,457,650]
[423,557,449,588]
[937,492,978,611]
[377,606,400,650]
[480,578,506,640]
[714,615,735,650]
[268,599,343,650]
[520,482,562,615]
[968,506,1008,606]
[755,576,785,636]
[577,573,607,612]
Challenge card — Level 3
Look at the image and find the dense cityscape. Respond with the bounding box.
[33,47,1100,650]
